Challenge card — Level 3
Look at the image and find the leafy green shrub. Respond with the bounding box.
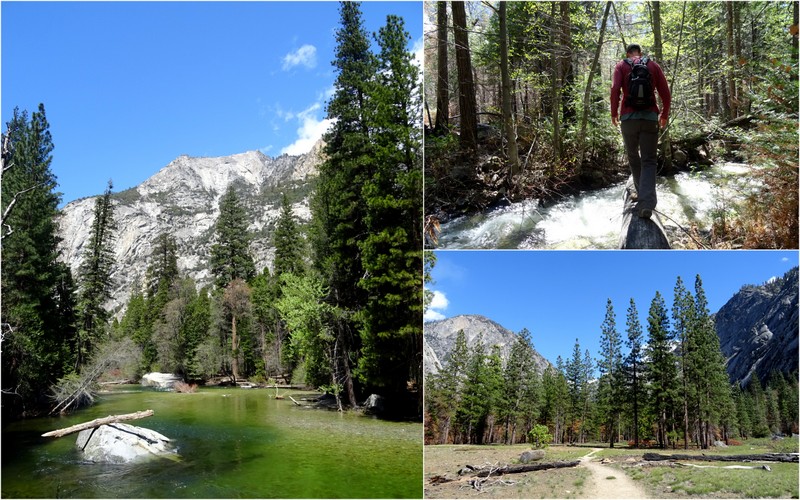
[528,424,553,449]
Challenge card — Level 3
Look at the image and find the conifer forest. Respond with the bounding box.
[1,2,422,420]
[424,271,799,448]
[424,1,798,249]
[1,0,799,498]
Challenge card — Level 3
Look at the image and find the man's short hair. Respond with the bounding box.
[626,44,642,56]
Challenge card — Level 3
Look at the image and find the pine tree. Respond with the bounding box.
[645,291,679,449]
[210,186,255,289]
[691,275,735,448]
[426,329,469,443]
[309,1,376,408]
[500,328,536,444]
[597,298,623,447]
[565,338,585,444]
[624,298,645,448]
[273,193,305,278]
[357,11,424,403]
[1,104,76,416]
[76,180,116,369]
[672,276,695,449]
[146,232,179,300]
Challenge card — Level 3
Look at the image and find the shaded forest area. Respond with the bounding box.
[2,3,423,420]
[425,269,800,449]
[424,1,798,249]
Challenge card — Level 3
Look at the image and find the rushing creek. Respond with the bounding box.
[1,387,422,498]
[438,163,760,249]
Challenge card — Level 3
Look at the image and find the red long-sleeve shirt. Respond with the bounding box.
[611,56,671,121]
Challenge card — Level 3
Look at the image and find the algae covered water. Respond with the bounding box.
[1,387,422,498]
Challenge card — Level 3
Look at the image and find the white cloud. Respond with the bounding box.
[280,103,334,156]
[411,36,423,70]
[430,290,449,310]
[282,44,317,71]
[782,257,789,262]
[424,289,449,322]
[424,310,446,322]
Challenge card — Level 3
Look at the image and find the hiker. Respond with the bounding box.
[611,44,671,219]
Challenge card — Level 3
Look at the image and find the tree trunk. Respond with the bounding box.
[463,460,581,478]
[435,1,449,133]
[651,0,672,172]
[578,1,611,166]
[559,2,574,125]
[550,2,561,166]
[726,2,738,119]
[452,1,477,149]
[499,2,519,178]
[42,410,154,438]
[231,313,239,382]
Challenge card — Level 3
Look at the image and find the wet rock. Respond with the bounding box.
[76,423,175,464]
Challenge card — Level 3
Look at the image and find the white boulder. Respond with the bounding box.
[75,423,175,464]
[141,372,182,389]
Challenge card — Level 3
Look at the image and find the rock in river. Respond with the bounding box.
[76,423,176,464]
[141,372,182,389]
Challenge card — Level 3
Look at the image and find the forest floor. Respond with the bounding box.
[424,441,799,499]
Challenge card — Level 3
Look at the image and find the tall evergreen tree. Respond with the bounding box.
[565,338,586,444]
[310,1,376,407]
[597,298,622,448]
[624,298,645,448]
[691,275,735,447]
[500,328,536,444]
[76,180,116,369]
[357,12,424,401]
[273,193,305,278]
[146,232,179,300]
[645,291,679,449]
[673,276,695,449]
[1,104,76,416]
[426,329,469,443]
[210,186,255,289]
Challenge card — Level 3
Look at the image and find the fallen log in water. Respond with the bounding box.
[460,460,581,478]
[42,410,154,438]
[643,452,798,463]
[619,178,670,249]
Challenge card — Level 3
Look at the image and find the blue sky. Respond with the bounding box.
[426,250,799,367]
[2,1,422,205]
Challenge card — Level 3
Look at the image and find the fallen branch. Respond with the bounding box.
[461,460,581,477]
[42,410,154,438]
[288,396,302,406]
[677,463,773,471]
[643,452,798,463]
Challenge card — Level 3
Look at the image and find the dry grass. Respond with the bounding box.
[174,381,198,393]
[424,444,590,499]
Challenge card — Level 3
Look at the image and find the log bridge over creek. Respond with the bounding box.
[619,178,671,249]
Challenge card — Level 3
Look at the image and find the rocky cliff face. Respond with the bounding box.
[423,314,552,375]
[58,141,324,314]
[715,267,799,387]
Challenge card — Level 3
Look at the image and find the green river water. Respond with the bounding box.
[1,387,422,498]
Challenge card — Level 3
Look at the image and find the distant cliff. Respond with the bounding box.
[423,314,552,375]
[715,267,799,387]
[59,141,324,313]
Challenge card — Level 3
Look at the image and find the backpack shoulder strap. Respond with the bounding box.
[640,56,650,65]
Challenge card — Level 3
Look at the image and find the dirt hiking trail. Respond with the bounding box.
[580,448,649,499]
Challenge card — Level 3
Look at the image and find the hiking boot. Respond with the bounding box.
[639,208,652,219]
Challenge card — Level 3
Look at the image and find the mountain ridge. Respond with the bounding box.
[58,141,324,314]
[423,314,553,375]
